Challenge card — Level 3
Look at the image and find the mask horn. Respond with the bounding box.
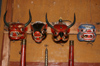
[4,11,9,27]
[24,10,32,27]
[46,13,54,29]
[68,13,76,28]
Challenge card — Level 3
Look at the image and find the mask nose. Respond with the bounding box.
[59,32,64,37]
[34,31,41,36]
[87,29,92,32]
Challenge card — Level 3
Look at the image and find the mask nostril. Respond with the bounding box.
[59,32,64,37]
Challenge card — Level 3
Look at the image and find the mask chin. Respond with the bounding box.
[81,33,95,41]
[62,36,68,41]
[9,31,25,40]
[53,35,61,41]
[33,36,42,43]
[53,35,68,43]
[53,40,68,43]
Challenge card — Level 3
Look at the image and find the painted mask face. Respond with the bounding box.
[4,10,32,40]
[46,13,76,43]
[77,24,96,42]
[8,23,27,40]
[31,21,47,43]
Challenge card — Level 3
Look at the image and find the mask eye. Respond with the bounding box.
[54,32,58,35]
[18,25,23,27]
[64,32,67,35]
[80,29,86,32]
[20,28,24,31]
[93,29,95,32]
[81,29,83,32]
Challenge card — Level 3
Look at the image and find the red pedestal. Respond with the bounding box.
[20,39,26,66]
[69,40,74,66]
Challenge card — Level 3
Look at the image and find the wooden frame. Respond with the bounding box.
[1,0,100,66]
[1,0,13,66]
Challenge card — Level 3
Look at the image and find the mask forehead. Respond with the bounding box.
[79,24,95,29]
[9,23,26,40]
[46,13,76,43]
[32,23,45,32]
[31,22,47,43]
[51,24,69,43]
[10,23,24,27]
[54,24,68,32]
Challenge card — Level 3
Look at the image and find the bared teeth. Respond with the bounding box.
[16,32,19,36]
[62,36,67,41]
[83,34,93,39]
[57,36,60,40]
[54,36,61,41]
[10,32,13,37]
[54,38,58,41]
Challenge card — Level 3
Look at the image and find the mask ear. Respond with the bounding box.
[67,28,70,33]
[45,24,48,29]
[30,25,34,31]
[25,27,28,31]
[77,29,79,32]
[51,28,54,33]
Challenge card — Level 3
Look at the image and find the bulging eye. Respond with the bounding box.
[20,28,24,31]
[80,29,86,32]
[18,25,23,27]
[64,32,67,35]
[54,32,58,35]
[81,29,83,32]
[93,29,95,32]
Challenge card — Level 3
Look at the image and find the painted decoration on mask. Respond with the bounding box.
[4,10,32,40]
[77,24,96,42]
[31,21,47,43]
[46,13,76,43]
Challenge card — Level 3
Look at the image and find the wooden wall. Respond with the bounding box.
[0,0,100,66]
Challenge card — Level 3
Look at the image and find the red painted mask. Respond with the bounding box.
[4,10,32,40]
[46,13,76,43]
[31,21,47,43]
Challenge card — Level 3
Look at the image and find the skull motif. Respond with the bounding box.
[46,13,76,43]
[4,10,32,40]
[31,21,47,43]
[77,24,96,42]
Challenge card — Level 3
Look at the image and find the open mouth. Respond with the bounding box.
[33,36,43,42]
[81,33,94,40]
[10,31,23,37]
[54,36,68,41]
[54,35,61,41]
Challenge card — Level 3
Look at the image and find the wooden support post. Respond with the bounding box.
[20,39,26,66]
[68,40,74,66]
[1,33,10,66]
[1,0,13,66]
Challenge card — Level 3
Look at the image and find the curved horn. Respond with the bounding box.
[46,13,54,29]
[25,10,32,27]
[68,13,76,28]
[4,11,9,27]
